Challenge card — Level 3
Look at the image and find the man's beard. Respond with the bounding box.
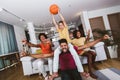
[61,48,69,53]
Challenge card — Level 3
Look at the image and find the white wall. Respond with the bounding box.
[88,5,120,18]
[88,5,120,30]
[14,25,26,52]
[81,5,120,38]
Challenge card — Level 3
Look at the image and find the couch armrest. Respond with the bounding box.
[94,42,107,61]
[20,56,35,62]
[94,42,104,47]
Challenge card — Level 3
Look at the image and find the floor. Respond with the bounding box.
[0,59,120,80]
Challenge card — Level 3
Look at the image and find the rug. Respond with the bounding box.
[54,68,120,80]
[94,68,120,80]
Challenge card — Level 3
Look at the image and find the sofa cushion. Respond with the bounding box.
[94,42,104,47]
[32,59,49,72]
[20,56,35,61]
[32,59,40,69]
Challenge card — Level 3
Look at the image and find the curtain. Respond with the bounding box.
[0,21,18,69]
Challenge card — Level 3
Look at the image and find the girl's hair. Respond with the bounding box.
[58,21,63,24]
[73,30,84,38]
[38,33,47,41]
[58,21,64,26]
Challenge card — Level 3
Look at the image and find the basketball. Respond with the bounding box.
[49,4,59,15]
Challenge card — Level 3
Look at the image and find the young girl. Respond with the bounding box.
[72,30,97,79]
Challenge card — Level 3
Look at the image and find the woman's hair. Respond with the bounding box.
[38,33,47,41]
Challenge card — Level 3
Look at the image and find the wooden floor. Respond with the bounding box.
[0,59,120,80]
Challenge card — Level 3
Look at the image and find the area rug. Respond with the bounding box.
[54,68,120,80]
[94,68,120,80]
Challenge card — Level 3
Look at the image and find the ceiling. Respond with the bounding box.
[0,0,120,27]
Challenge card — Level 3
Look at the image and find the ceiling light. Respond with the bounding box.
[45,32,48,34]
[0,8,3,12]
[50,27,55,31]
[19,19,23,21]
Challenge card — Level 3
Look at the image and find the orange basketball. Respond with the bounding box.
[49,4,59,15]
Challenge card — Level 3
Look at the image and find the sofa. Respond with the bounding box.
[79,42,107,64]
[20,42,107,76]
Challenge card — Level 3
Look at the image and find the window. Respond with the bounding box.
[0,21,18,55]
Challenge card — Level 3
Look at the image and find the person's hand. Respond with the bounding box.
[49,72,59,80]
[20,51,27,57]
[53,72,59,77]
[103,34,110,40]
[87,29,90,34]
[58,7,61,15]
[80,72,89,78]
[58,7,60,12]
[50,12,54,16]
[46,39,50,44]
[22,39,27,44]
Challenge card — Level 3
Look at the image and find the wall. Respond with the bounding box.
[14,25,26,52]
[88,5,120,30]
[81,5,120,38]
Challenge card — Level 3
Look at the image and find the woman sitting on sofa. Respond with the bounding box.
[22,33,53,80]
[71,30,98,79]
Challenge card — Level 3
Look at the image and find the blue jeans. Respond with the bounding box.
[61,69,82,80]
